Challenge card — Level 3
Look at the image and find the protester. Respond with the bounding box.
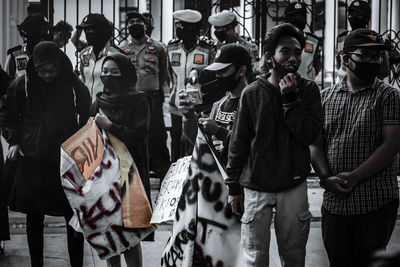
[91,53,151,267]
[226,23,323,266]
[5,13,52,80]
[3,41,90,267]
[77,13,122,100]
[283,1,322,80]
[120,11,171,181]
[179,43,252,167]
[167,9,216,161]
[310,29,400,267]
[53,20,73,48]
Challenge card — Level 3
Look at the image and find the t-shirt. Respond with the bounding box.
[211,95,239,165]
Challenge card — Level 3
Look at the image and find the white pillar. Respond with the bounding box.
[161,0,174,44]
[371,0,387,33]
[324,0,337,85]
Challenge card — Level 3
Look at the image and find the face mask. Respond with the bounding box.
[272,57,298,78]
[347,57,380,83]
[293,20,306,31]
[217,68,241,92]
[86,32,109,48]
[349,17,367,30]
[100,75,123,95]
[129,24,145,39]
[176,27,196,41]
[214,30,227,42]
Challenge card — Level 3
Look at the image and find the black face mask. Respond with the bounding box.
[293,20,306,31]
[349,17,367,30]
[272,57,298,78]
[86,32,109,48]
[100,75,123,95]
[176,27,196,41]
[214,30,227,42]
[129,24,145,39]
[347,57,380,83]
[217,68,241,92]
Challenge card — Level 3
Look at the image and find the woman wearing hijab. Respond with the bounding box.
[3,41,90,267]
[91,53,151,267]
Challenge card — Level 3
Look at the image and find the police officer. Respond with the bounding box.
[336,0,371,81]
[208,10,260,73]
[5,13,52,80]
[120,11,171,180]
[168,9,216,160]
[284,1,322,80]
[77,13,122,101]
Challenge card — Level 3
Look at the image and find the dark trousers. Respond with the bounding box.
[321,199,399,267]
[170,113,182,163]
[148,92,171,179]
[26,213,84,267]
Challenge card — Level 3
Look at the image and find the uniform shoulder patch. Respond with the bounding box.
[7,45,22,55]
[198,36,216,49]
[168,38,180,46]
[16,58,28,71]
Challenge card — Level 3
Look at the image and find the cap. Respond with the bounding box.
[18,13,52,35]
[284,1,307,16]
[205,43,252,71]
[348,1,371,16]
[125,11,146,23]
[208,10,237,27]
[173,9,202,23]
[77,13,111,29]
[343,29,388,52]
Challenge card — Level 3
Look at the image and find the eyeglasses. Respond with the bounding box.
[347,52,384,63]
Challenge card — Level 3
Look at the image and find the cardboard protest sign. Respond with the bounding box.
[161,129,242,267]
[151,156,191,224]
[60,121,153,260]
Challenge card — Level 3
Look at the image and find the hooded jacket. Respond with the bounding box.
[3,41,91,162]
[91,53,152,198]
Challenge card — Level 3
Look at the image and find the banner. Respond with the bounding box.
[161,129,243,267]
[60,121,153,260]
[151,156,191,224]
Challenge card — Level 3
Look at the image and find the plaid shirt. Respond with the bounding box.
[321,78,400,215]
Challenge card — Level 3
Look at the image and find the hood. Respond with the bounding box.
[101,52,137,92]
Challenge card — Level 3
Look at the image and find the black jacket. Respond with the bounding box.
[226,73,323,194]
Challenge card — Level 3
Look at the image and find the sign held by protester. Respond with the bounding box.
[151,156,191,224]
[60,121,153,260]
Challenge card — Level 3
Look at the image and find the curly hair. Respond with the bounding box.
[263,23,305,55]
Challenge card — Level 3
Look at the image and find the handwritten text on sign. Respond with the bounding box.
[150,156,191,224]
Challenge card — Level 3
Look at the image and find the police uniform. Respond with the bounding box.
[298,32,320,80]
[121,26,171,178]
[78,40,121,101]
[5,44,29,80]
[168,9,216,160]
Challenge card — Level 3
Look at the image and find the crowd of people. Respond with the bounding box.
[0,0,399,266]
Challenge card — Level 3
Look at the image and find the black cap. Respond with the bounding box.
[205,43,252,71]
[285,1,307,16]
[343,29,388,52]
[125,11,146,23]
[77,13,111,29]
[18,13,52,35]
[348,1,371,17]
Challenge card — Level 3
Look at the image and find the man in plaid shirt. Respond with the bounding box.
[310,29,400,267]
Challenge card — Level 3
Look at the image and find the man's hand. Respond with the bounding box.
[279,73,297,95]
[7,144,23,160]
[323,176,352,196]
[178,91,195,114]
[95,110,112,130]
[228,194,244,216]
[337,172,360,190]
[198,113,220,135]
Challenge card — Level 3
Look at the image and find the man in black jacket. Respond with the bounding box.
[226,23,323,267]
